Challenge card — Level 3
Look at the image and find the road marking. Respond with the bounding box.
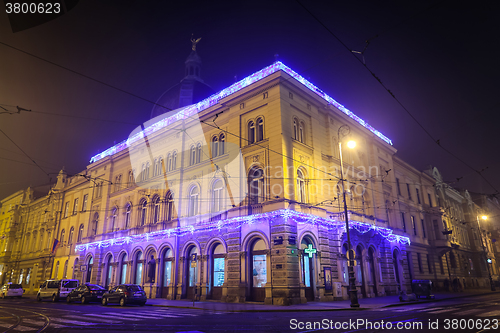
[103,313,152,319]
[85,313,140,321]
[428,309,455,314]
[477,310,500,317]
[64,315,120,324]
[0,323,34,331]
[458,309,483,316]
[421,307,444,312]
[22,319,66,328]
[49,317,97,326]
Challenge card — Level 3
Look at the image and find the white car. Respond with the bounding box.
[1,283,24,298]
[37,279,79,302]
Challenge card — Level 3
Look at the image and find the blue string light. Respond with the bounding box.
[89,62,392,163]
[75,209,409,252]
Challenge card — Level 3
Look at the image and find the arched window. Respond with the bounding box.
[167,153,172,171]
[125,204,131,228]
[109,207,116,231]
[32,233,38,252]
[39,231,44,250]
[196,143,202,163]
[293,119,298,140]
[120,253,128,284]
[212,179,224,213]
[158,157,163,176]
[104,255,112,288]
[153,196,161,223]
[172,151,177,170]
[299,121,304,143]
[46,231,52,250]
[212,137,219,158]
[153,158,159,177]
[219,134,225,155]
[140,201,147,226]
[145,162,150,179]
[128,170,134,186]
[135,251,143,285]
[190,146,196,165]
[68,227,74,245]
[92,213,99,236]
[77,225,83,242]
[63,260,68,278]
[248,121,255,144]
[141,164,146,181]
[188,186,199,216]
[248,168,264,205]
[60,229,65,245]
[257,117,264,142]
[165,192,174,221]
[86,257,93,283]
[297,169,306,203]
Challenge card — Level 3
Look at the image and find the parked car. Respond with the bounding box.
[37,279,79,302]
[66,284,106,304]
[1,283,23,298]
[101,284,147,306]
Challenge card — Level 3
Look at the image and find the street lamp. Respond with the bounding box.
[338,124,360,308]
[477,216,496,291]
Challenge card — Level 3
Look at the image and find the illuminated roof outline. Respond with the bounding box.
[90,61,392,163]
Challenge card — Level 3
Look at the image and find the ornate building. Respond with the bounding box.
[1,45,498,304]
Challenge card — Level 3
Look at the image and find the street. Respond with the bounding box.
[0,293,499,333]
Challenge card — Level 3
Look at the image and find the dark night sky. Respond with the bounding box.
[1,0,499,201]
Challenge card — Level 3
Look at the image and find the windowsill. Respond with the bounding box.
[243,138,269,149]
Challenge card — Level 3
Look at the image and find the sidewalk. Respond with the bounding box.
[145,289,499,312]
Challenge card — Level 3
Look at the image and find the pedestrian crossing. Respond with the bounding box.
[372,302,500,318]
[3,307,206,331]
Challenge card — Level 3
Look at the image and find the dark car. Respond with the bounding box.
[66,284,106,304]
[101,284,146,306]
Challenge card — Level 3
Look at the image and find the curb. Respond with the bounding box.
[145,291,500,313]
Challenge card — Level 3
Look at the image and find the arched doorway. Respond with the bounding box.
[368,247,378,296]
[300,237,315,301]
[134,251,143,285]
[119,253,128,284]
[393,249,402,293]
[210,243,225,300]
[161,248,173,298]
[250,238,267,302]
[104,255,113,288]
[356,245,367,298]
[86,256,93,283]
[186,246,198,299]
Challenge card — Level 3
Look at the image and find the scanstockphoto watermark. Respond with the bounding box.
[290,318,424,331]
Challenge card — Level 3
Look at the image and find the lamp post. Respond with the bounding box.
[478,216,496,291]
[338,124,359,308]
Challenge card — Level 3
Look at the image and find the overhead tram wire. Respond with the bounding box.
[0,128,50,179]
[294,0,500,196]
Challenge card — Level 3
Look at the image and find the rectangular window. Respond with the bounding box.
[401,212,406,232]
[411,215,417,235]
[82,194,88,212]
[396,178,401,195]
[72,198,79,215]
[416,188,421,204]
[417,253,423,273]
[163,261,171,287]
[64,202,69,218]
[428,193,433,207]
[427,254,433,273]
[213,257,225,287]
[252,254,267,288]
[407,184,412,200]
[421,219,426,238]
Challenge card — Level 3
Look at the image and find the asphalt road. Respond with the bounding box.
[0,294,499,333]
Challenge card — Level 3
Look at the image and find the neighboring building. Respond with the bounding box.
[0,189,30,285]
[1,46,498,304]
